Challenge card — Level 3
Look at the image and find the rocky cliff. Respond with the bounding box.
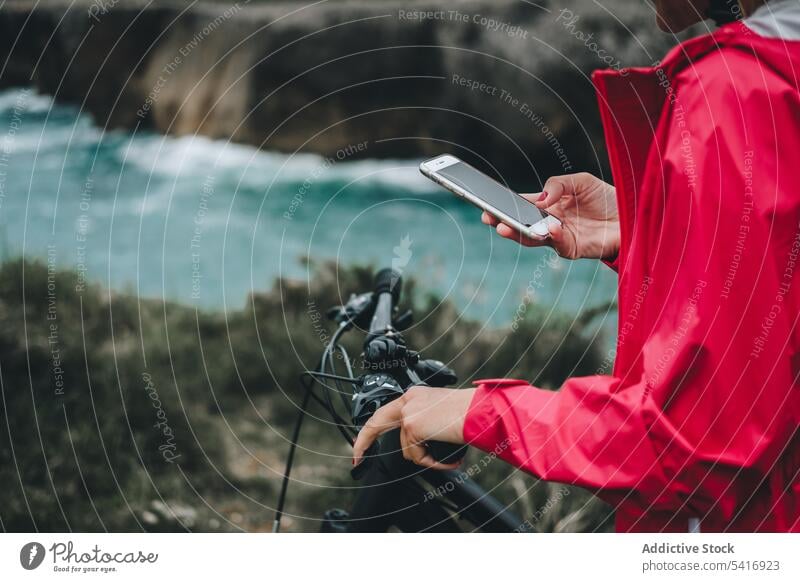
[0,0,689,182]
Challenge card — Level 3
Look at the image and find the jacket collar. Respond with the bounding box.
[590,22,800,277]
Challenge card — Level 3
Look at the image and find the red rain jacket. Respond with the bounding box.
[463,22,800,532]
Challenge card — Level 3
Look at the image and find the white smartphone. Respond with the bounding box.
[419,154,561,240]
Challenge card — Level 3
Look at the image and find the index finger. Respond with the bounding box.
[537,178,567,210]
[352,397,404,465]
[481,211,499,226]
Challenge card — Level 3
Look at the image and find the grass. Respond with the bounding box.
[0,257,614,532]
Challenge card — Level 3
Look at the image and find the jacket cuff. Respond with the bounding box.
[602,254,620,272]
[462,379,557,452]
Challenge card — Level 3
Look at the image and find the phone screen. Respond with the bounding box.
[436,161,543,226]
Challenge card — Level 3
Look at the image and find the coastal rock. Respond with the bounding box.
[1,0,689,182]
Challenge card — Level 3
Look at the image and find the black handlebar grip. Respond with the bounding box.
[351,439,466,480]
[428,441,468,465]
[373,268,402,303]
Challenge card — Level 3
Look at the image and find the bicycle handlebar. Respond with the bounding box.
[276,266,525,532]
[368,268,398,336]
[352,268,466,476]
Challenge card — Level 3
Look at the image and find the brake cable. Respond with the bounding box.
[273,324,357,532]
[302,370,359,384]
[335,344,356,411]
[272,375,313,533]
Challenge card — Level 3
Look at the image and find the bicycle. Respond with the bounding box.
[274,268,525,532]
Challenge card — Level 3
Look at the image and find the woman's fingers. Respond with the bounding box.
[537,177,568,210]
[399,424,412,461]
[547,220,564,242]
[407,446,461,471]
[483,173,613,258]
[519,192,542,203]
[402,427,462,470]
[545,221,572,258]
[496,223,550,248]
[356,398,462,471]
[402,435,430,466]
[352,398,403,465]
[481,211,499,226]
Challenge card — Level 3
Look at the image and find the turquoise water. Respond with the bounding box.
[0,87,617,326]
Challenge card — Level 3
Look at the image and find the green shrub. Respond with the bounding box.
[0,257,614,532]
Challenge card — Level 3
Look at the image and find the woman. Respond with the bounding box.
[354,0,800,532]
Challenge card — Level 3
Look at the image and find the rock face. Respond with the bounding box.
[0,0,688,183]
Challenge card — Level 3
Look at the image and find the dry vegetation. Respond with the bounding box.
[0,258,615,532]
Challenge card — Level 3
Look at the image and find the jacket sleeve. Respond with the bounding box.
[464,49,800,515]
[602,255,619,272]
[463,376,671,508]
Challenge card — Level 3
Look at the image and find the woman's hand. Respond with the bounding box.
[481,172,620,261]
[352,387,475,470]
